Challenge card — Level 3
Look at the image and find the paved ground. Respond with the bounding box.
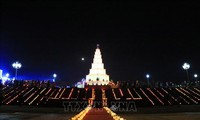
[82,108,114,120]
[0,105,200,120]
[0,105,77,120]
[119,112,200,120]
[1,112,200,120]
[0,112,75,120]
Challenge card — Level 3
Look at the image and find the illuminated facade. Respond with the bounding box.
[86,44,110,85]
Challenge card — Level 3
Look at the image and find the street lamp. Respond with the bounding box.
[53,73,57,82]
[12,61,22,80]
[182,62,190,83]
[81,57,85,61]
[146,74,150,86]
[194,74,198,81]
[6,73,9,77]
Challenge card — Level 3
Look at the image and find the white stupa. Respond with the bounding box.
[86,44,110,85]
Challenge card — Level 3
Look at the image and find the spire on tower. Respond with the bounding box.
[97,44,99,48]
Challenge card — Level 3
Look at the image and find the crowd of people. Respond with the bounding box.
[1,79,55,88]
[112,79,200,88]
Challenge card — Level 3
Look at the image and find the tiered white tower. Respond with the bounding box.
[86,44,110,85]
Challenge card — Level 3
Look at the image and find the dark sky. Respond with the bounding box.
[1,1,200,85]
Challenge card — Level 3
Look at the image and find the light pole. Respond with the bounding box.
[6,73,9,78]
[12,61,22,80]
[146,74,150,86]
[194,74,198,81]
[53,73,57,82]
[81,57,85,61]
[182,62,190,83]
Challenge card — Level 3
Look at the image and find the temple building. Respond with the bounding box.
[86,44,110,85]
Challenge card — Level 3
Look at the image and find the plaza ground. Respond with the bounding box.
[0,105,200,120]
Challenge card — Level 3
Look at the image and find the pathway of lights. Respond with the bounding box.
[65,88,71,99]
[119,88,124,97]
[127,88,134,99]
[34,88,47,105]
[112,89,120,100]
[140,88,155,105]
[181,96,189,104]
[102,89,108,107]
[92,88,95,99]
[124,89,132,99]
[7,95,18,104]
[127,88,142,100]
[55,88,62,98]
[187,88,200,98]
[102,89,105,98]
[2,86,200,107]
[177,88,198,104]
[68,88,74,99]
[114,89,121,98]
[59,88,66,98]
[28,88,47,105]
[58,88,66,99]
[24,88,34,98]
[154,88,169,105]
[175,88,192,104]
[4,87,18,97]
[49,89,57,98]
[194,88,200,94]
[38,88,48,102]
[169,88,189,104]
[38,88,52,103]
[3,96,11,104]
[45,88,52,96]
[154,88,164,97]
[157,88,172,105]
[3,87,20,103]
[3,88,17,103]
[70,106,92,120]
[48,89,57,99]
[6,87,28,104]
[181,88,200,101]
[167,88,183,104]
[104,107,126,120]
[24,88,40,103]
[29,88,46,105]
[161,88,168,94]
[120,88,133,100]
[133,88,142,99]
[23,88,35,103]
[147,88,164,105]
[161,88,177,102]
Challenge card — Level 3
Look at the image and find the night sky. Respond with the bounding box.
[1,1,200,85]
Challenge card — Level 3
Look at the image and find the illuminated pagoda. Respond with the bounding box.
[86,44,110,85]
